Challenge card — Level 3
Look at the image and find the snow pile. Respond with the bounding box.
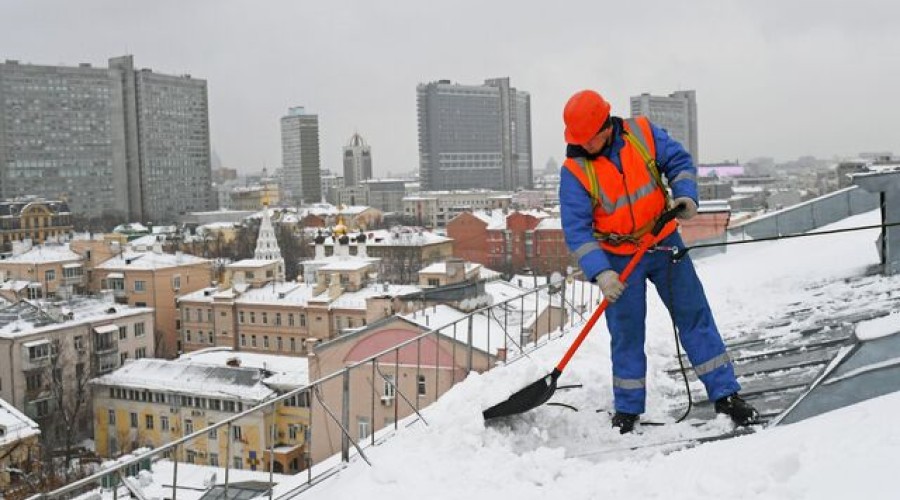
[298,210,899,500]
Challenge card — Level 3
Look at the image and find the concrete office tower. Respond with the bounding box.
[417,78,532,191]
[109,56,214,223]
[0,56,214,223]
[280,107,322,204]
[630,90,699,162]
[343,133,372,188]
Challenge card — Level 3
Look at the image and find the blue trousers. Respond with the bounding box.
[604,232,740,414]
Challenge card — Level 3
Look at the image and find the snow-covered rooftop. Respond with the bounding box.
[92,358,277,402]
[0,243,82,264]
[177,347,309,388]
[0,396,40,446]
[0,298,152,339]
[96,250,209,271]
[330,283,421,310]
[320,228,451,246]
[418,261,481,275]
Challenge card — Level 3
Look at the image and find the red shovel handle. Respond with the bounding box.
[554,207,683,373]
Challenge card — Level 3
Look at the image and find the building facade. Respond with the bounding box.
[342,133,372,188]
[416,78,532,191]
[281,107,321,204]
[0,56,214,223]
[402,190,512,228]
[0,199,73,254]
[630,90,699,162]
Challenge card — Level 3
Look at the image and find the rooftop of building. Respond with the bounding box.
[0,297,153,339]
[418,261,482,275]
[92,358,277,402]
[319,228,451,246]
[96,249,209,271]
[0,396,40,446]
[177,347,309,388]
[0,242,82,264]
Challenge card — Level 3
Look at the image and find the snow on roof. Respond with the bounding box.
[330,284,421,310]
[0,297,152,339]
[227,258,275,268]
[418,261,481,275]
[0,243,82,264]
[321,228,451,246]
[469,209,550,230]
[96,250,209,270]
[319,259,377,271]
[276,208,900,499]
[92,358,276,402]
[178,347,309,388]
[0,396,40,446]
[535,217,562,230]
[402,304,507,355]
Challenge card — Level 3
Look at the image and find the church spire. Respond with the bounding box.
[255,203,285,281]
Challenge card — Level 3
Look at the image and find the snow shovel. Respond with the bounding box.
[483,206,684,420]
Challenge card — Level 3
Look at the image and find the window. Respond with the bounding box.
[35,400,49,417]
[45,269,56,282]
[209,399,221,411]
[262,312,268,324]
[108,409,116,425]
[186,450,196,464]
[130,412,138,428]
[207,309,212,322]
[239,311,245,323]
[384,375,396,398]
[135,347,147,359]
[184,308,190,321]
[250,312,256,324]
[134,322,145,337]
[428,278,440,287]
[28,342,50,361]
[120,352,128,365]
[285,392,309,408]
[357,417,370,440]
[208,331,213,344]
[251,335,257,347]
[300,314,306,327]
[145,415,154,430]
[240,334,246,347]
[134,280,146,292]
[288,314,294,326]
[172,275,181,290]
[418,375,427,396]
[233,457,243,470]
[135,302,147,307]
[74,335,85,351]
[246,271,255,280]
[161,416,169,432]
[289,424,299,440]
[185,419,194,434]
[209,453,219,467]
[275,313,281,326]
[290,338,296,352]
[26,373,42,391]
[264,336,269,349]
[186,330,192,342]
[208,422,217,440]
[232,425,242,442]
[118,325,128,340]
[277,337,283,351]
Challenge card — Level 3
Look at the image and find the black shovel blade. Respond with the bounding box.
[483,369,561,420]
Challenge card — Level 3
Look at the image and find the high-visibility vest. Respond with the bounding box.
[563,116,676,255]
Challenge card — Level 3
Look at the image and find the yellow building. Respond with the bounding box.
[91,357,310,474]
[0,199,73,255]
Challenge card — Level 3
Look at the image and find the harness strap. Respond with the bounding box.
[624,118,670,206]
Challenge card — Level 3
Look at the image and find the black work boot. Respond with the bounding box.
[611,412,639,434]
[714,393,760,426]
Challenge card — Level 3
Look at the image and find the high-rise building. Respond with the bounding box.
[280,107,321,204]
[630,90,699,162]
[343,133,372,188]
[417,78,532,191]
[0,56,215,223]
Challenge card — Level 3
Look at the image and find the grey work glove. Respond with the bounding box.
[596,269,626,303]
[673,197,698,220]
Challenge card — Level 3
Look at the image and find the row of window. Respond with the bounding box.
[107,387,245,413]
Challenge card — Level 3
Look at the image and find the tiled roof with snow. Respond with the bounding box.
[0,244,82,264]
[92,358,277,402]
[177,347,309,388]
[96,250,209,271]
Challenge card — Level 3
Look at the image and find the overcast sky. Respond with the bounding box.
[3,0,898,177]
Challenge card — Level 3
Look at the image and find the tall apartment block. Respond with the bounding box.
[0,56,215,223]
[630,90,699,162]
[343,132,372,188]
[417,78,532,191]
[280,107,321,204]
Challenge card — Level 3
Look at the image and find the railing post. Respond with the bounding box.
[559,278,567,333]
[268,409,276,500]
[393,347,399,429]
[370,360,376,446]
[467,315,474,373]
[225,423,231,499]
[341,368,351,462]
[171,443,178,500]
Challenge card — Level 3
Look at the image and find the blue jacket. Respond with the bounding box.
[560,117,698,281]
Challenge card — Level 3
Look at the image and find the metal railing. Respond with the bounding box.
[29,274,597,500]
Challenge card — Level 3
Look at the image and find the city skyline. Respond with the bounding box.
[2,0,898,178]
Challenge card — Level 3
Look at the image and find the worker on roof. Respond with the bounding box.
[559,89,759,434]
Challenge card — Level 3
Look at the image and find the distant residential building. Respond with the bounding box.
[343,133,372,188]
[630,90,699,162]
[230,183,281,211]
[0,56,214,222]
[336,179,406,214]
[320,172,344,204]
[0,199,73,254]
[0,242,85,300]
[281,107,321,204]
[89,243,213,358]
[447,210,569,276]
[417,78,533,191]
[402,190,512,228]
[0,396,40,491]
[298,204,383,232]
[0,299,154,438]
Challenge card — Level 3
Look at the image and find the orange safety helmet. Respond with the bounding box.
[563,90,611,145]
